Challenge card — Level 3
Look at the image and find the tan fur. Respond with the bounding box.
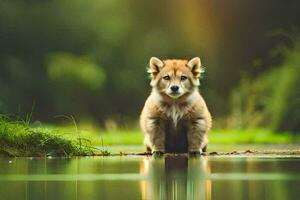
[140,57,212,153]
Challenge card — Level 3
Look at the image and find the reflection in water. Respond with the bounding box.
[0,157,143,200]
[1,156,300,199]
[140,156,211,200]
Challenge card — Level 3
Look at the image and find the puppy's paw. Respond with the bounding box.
[152,151,164,158]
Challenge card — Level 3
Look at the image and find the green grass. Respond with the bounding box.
[57,126,300,146]
[210,129,299,144]
[0,116,95,157]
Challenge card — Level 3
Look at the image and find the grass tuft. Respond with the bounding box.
[0,115,95,157]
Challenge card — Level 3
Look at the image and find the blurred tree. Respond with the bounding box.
[47,53,105,91]
[230,36,300,132]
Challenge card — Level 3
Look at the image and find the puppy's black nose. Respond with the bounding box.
[171,85,179,92]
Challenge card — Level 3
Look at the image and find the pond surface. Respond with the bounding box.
[1,147,300,200]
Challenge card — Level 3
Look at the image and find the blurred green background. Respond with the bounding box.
[0,0,299,139]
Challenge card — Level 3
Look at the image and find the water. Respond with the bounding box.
[1,152,300,200]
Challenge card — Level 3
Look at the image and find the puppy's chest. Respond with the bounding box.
[163,105,190,127]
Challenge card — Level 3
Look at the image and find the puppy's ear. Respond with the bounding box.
[148,57,164,78]
[187,57,201,78]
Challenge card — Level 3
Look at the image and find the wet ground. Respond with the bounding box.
[102,144,300,154]
[1,145,300,200]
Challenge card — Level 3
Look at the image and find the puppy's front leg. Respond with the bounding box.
[187,118,208,154]
[145,117,165,153]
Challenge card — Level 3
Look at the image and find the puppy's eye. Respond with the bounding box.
[181,76,187,81]
[163,75,170,80]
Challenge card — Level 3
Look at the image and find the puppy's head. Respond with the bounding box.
[148,57,202,99]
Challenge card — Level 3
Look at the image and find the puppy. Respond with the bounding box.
[140,57,212,155]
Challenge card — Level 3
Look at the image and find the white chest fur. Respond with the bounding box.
[165,105,186,127]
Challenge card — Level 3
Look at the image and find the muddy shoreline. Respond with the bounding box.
[94,149,300,156]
